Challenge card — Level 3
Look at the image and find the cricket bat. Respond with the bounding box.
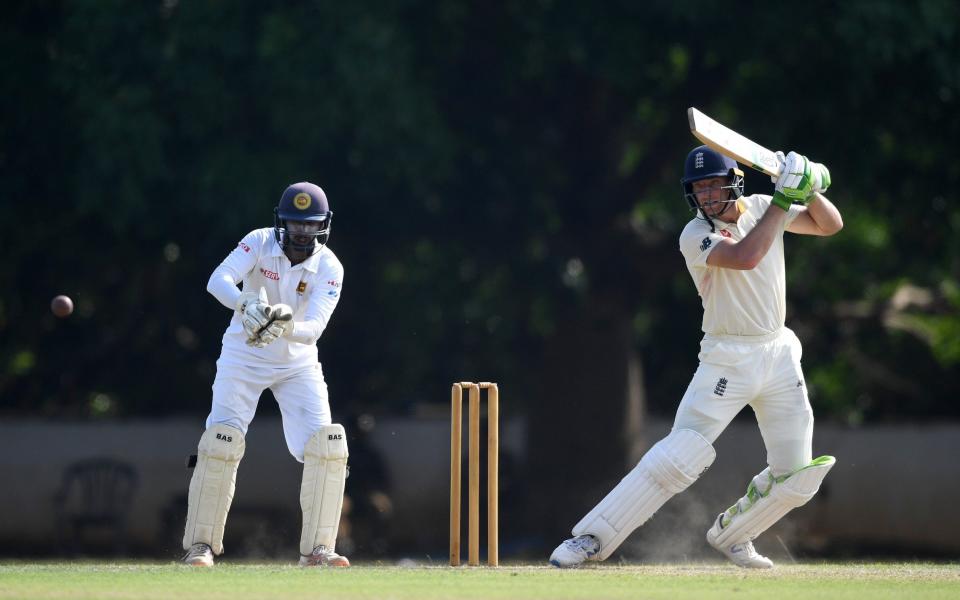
[687,107,782,177]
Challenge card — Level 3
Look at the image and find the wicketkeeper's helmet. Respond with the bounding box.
[273,182,333,256]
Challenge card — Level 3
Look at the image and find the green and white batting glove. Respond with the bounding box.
[809,161,831,196]
[771,151,813,211]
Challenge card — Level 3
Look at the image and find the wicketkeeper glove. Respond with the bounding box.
[237,286,272,341]
[248,303,294,348]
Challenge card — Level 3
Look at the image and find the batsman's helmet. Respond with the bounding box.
[680,145,744,224]
[273,182,333,256]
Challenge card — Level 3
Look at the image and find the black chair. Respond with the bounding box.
[53,457,139,555]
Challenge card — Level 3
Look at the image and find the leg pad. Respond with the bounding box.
[708,455,835,547]
[182,424,245,554]
[300,424,349,555]
[573,428,715,560]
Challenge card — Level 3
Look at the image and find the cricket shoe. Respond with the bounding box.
[706,523,773,569]
[182,543,214,567]
[549,534,601,568]
[299,545,351,567]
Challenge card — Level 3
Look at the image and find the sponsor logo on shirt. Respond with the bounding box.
[327,280,340,288]
[297,281,307,295]
[260,267,280,281]
[700,237,712,252]
[238,242,251,253]
[327,290,339,297]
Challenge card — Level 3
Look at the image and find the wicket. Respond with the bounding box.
[449,382,499,567]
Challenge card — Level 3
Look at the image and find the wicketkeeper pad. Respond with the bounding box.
[183,424,246,554]
[573,428,716,560]
[300,424,349,555]
[707,455,836,548]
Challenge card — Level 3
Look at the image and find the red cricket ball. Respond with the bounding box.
[51,295,74,318]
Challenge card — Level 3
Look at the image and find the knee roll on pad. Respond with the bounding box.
[573,428,715,560]
[182,424,246,554]
[300,424,349,555]
[647,428,716,494]
[708,455,835,548]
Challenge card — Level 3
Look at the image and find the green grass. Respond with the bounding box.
[1,562,958,600]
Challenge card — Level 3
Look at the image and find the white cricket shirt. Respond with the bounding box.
[207,227,344,367]
[678,194,802,337]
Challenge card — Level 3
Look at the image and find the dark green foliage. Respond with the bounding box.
[2,0,958,422]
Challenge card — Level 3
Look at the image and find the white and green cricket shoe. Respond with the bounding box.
[706,520,773,569]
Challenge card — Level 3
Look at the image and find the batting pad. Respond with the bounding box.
[300,424,349,555]
[708,455,836,548]
[573,428,715,560]
[183,424,246,554]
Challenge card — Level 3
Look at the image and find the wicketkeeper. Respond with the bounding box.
[182,182,349,568]
[551,146,843,568]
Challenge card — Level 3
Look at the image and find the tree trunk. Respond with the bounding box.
[526,298,646,544]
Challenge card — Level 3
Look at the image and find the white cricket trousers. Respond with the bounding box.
[673,327,813,476]
[206,360,332,462]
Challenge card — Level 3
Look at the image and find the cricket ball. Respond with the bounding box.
[51,295,74,318]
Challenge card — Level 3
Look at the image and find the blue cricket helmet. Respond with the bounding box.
[680,145,744,226]
[273,182,334,255]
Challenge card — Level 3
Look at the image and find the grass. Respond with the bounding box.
[0,562,958,600]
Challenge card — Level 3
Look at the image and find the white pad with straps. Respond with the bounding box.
[183,424,246,554]
[708,455,836,548]
[300,424,349,555]
[572,428,716,560]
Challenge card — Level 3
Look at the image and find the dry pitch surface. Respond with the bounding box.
[1,562,958,599]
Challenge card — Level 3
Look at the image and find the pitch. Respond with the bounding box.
[2,562,958,599]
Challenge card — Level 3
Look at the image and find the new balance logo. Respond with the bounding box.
[797,379,804,388]
[714,377,728,396]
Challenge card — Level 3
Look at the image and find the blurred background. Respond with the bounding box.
[2,0,959,563]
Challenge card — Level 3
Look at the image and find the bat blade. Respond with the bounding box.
[687,107,782,177]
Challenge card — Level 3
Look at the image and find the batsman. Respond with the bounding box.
[182,182,349,568]
[551,147,843,568]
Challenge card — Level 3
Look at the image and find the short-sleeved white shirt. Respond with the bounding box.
[678,194,802,337]
[208,228,344,367]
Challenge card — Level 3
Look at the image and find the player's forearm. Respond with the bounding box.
[207,269,243,311]
[285,292,340,344]
[286,318,328,345]
[804,193,843,236]
[733,208,788,268]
